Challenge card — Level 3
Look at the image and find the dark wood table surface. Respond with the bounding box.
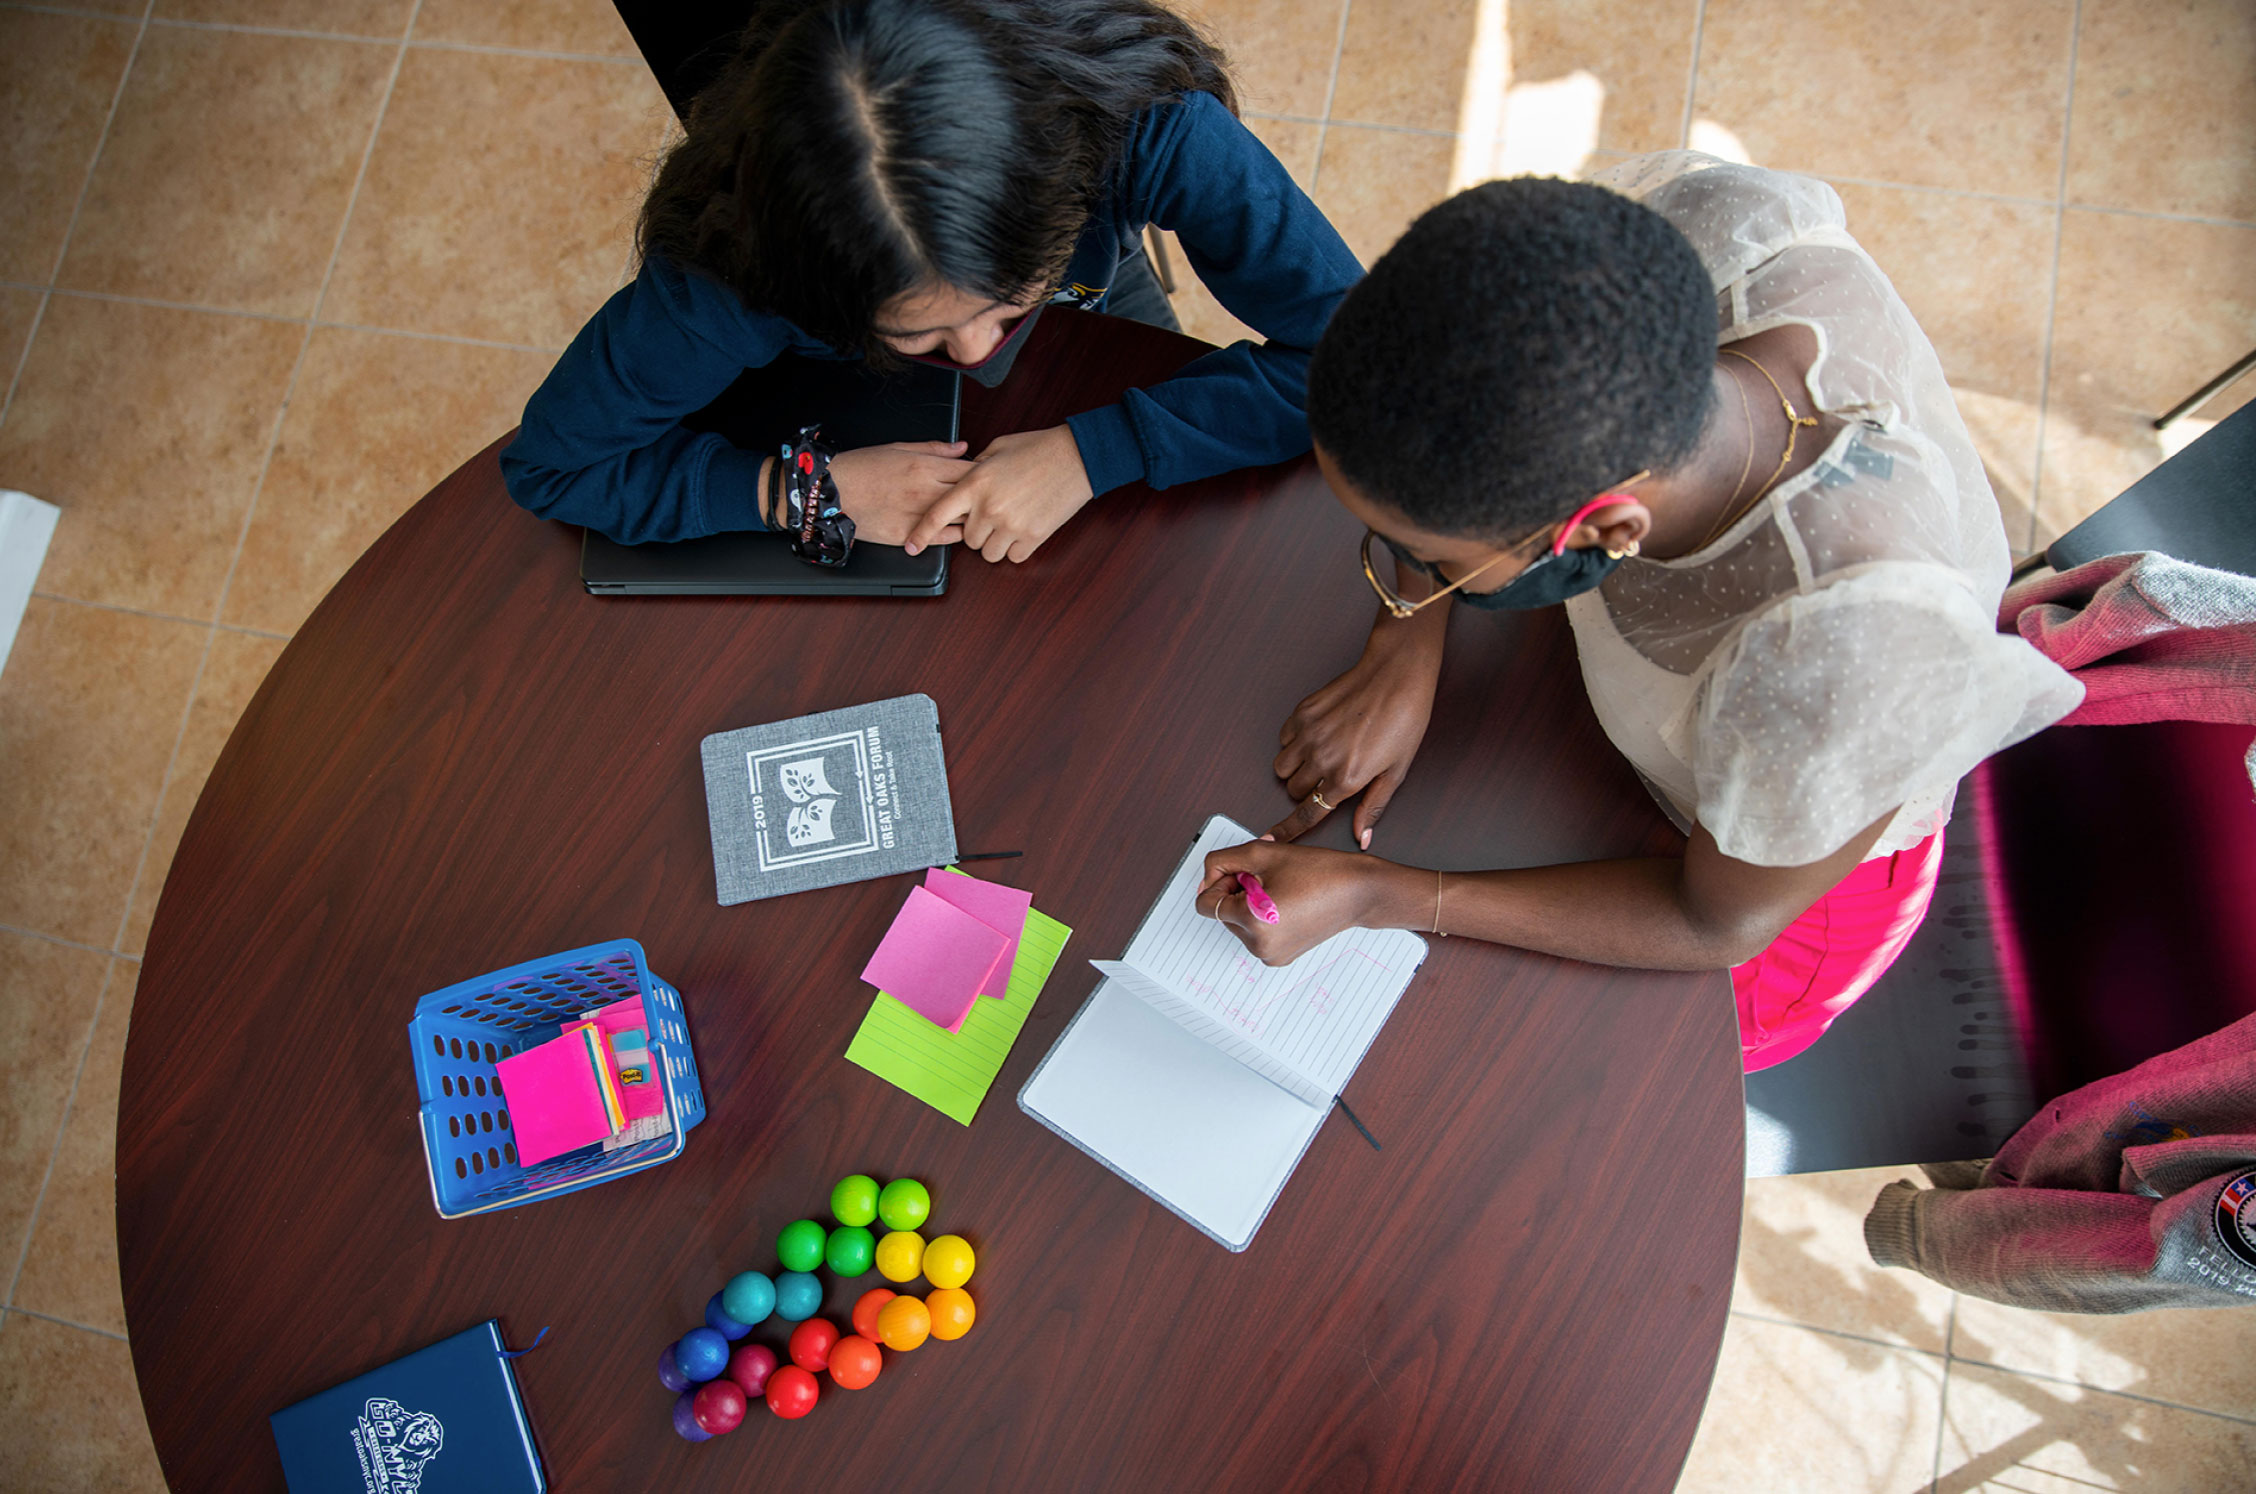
[121,310,1744,1492]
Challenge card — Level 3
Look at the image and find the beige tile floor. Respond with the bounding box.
[0,0,2251,1487]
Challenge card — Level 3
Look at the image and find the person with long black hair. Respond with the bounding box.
[500,0,1361,561]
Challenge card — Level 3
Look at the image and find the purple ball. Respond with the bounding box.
[672,1389,714,1442]
[657,1343,691,1393]
[674,1326,729,1382]
[705,1291,751,1340]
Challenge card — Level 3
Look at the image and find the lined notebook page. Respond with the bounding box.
[1094,816,1426,1107]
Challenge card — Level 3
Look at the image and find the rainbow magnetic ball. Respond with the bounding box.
[720,1271,775,1327]
[673,1327,729,1383]
[773,1270,823,1323]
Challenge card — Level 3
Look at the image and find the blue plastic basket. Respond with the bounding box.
[408,938,705,1219]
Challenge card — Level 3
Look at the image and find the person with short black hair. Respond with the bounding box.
[500,0,1360,561]
[1196,154,2082,1072]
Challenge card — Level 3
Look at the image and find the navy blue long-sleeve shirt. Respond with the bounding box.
[499,91,1363,544]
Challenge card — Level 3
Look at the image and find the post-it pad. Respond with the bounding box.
[495,1032,618,1167]
[921,868,1034,998]
[861,885,1010,1031]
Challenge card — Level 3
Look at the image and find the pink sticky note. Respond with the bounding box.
[861,886,1010,1031]
[495,1033,616,1167]
[922,868,1034,998]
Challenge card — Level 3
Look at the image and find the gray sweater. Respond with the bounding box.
[1865,1011,2256,1312]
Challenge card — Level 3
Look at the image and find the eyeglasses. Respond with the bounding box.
[1359,525,1552,618]
[1356,470,1652,618]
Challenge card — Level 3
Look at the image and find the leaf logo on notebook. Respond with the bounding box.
[352,1396,444,1493]
[786,797,839,847]
[778,758,839,803]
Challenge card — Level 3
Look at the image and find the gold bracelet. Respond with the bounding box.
[1432,868,1446,937]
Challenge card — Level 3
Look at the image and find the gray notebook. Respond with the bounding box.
[699,694,958,904]
[1019,815,1427,1250]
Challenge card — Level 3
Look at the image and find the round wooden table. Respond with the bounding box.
[121,311,1743,1492]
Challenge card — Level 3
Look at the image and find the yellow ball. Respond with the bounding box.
[922,1234,976,1289]
[926,1287,975,1341]
[874,1230,925,1284]
[875,1294,931,1351]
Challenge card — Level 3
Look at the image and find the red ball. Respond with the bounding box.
[691,1378,746,1435]
[788,1317,840,1372]
[724,1341,778,1396]
[765,1364,819,1420]
[827,1334,882,1390]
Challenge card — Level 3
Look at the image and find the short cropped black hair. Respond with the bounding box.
[1308,177,1716,539]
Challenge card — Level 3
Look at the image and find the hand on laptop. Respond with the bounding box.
[828,440,974,546]
[904,425,1093,563]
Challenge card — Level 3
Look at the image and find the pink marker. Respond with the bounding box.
[1237,873,1281,924]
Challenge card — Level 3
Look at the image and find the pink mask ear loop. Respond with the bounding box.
[1551,492,1637,557]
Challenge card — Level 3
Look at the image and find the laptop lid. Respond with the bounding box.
[581,353,961,597]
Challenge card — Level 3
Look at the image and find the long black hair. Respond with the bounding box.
[637,0,1235,356]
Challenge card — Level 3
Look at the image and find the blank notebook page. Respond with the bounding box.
[1094,815,1426,1107]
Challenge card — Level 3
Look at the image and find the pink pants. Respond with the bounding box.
[1732,829,1945,1073]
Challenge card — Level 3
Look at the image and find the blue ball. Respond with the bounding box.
[672,1390,714,1442]
[674,1326,729,1382]
[720,1270,775,1327]
[657,1343,691,1393]
[773,1270,822,1323]
[705,1292,751,1340]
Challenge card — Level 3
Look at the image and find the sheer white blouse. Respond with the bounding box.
[1565,152,2080,868]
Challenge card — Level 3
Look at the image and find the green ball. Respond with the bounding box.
[830,1174,880,1228]
[777,1218,827,1274]
[825,1224,875,1277]
[876,1177,931,1233]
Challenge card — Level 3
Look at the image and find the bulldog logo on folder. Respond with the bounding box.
[702,695,959,904]
[351,1397,443,1493]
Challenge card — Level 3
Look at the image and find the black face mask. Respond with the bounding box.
[1385,536,1625,611]
[901,303,1044,388]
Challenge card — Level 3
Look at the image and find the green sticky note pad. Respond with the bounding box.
[846,898,1071,1125]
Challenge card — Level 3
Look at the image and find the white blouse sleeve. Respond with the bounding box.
[1686,564,2081,867]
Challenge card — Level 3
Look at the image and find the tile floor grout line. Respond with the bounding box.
[2025,0,2084,557]
[407,37,644,67]
[0,292,51,434]
[0,922,121,958]
[1725,1308,1947,1360]
[1678,0,1709,150]
[105,1,423,958]
[0,284,570,354]
[1306,0,1356,192]
[316,319,565,356]
[2065,200,2256,232]
[37,0,153,287]
[28,590,292,640]
[4,1304,130,1343]
[3,0,152,428]
[3,958,116,1309]
[0,0,139,18]
[137,14,397,47]
[1944,1352,2256,1427]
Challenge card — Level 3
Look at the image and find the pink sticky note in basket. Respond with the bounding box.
[495,1033,616,1167]
[860,885,1010,1032]
[922,868,1033,998]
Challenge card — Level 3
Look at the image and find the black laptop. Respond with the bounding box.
[579,353,961,596]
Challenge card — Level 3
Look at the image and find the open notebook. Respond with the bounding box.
[1019,815,1426,1250]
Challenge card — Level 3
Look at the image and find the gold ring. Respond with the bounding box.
[1309,788,1334,811]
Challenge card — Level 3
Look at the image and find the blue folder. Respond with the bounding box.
[270,1320,544,1493]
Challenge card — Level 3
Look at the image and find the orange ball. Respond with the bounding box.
[926,1287,975,1341]
[851,1287,897,1340]
[827,1333,882,1390]
[874,1294,931,1351]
